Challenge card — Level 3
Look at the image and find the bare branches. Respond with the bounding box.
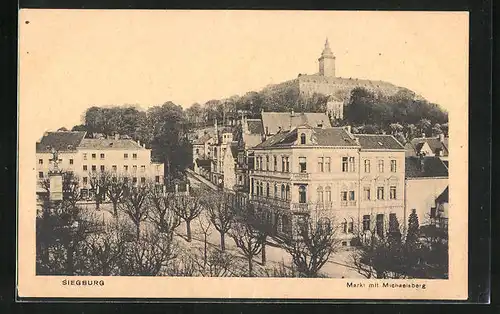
[104,173,128,216]
[148,188,180,239]
[119,183,150,239]
[229,220,263,277]
[172,190,204,242]
[205,190,235,251]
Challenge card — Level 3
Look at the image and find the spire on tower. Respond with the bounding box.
[321,38,334,58]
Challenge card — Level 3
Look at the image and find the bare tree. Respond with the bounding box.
[205,190,235,251]
[119,183,150,239]
[229,220,264,277]
[197,213,213,269]
[247,200,273,265]
[190,247,235,277]
[89,172,111,210]
[123,229,177,276]
[148,187,180,240]
[172,189,204,242]
[105,173,127,216]
[283,216,340,277]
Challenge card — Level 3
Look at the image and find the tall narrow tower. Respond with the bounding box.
[318,38,336,77]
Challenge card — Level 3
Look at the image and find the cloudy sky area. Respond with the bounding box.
[19,10,468,137]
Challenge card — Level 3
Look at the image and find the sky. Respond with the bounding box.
[19,10,469,137]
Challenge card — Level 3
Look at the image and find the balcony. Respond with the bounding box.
[291,203,310,213]
[251,195,290,210]
[341,200,357,207]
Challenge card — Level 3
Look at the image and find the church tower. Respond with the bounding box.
[318,38,336,77]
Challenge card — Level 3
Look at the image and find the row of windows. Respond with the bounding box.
[363,186,397,200]
[38,158,73,165]
[254,155,398,174]
[82,153,138,160]
[251,180,291,200]
[82,165,147,173]
[80,175,161,185]
[362,213,398,237]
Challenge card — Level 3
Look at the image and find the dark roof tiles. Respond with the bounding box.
[78,138,145,150]
[405,156,448,178]
[355,134,404,150]
[36,131,86,153]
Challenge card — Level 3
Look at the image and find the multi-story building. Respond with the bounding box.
[249,125,406,245]
[36,130,164,200]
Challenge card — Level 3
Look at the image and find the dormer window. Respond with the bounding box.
[300,133,306,145]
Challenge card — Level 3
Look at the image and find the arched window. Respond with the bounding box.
[274,184,278,198]
[299,185,306,203]
[286,184,290,200]
[266,182,270,197]
[342,218,348,233]
[325,186,332,202]
[348,218,354,233]
[300,133,306,144]
[281,184,285,199]
[317,186,324,203]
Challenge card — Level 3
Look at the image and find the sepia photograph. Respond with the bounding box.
[17,9,469,299]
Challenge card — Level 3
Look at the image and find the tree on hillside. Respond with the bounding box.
[417,119,432,137]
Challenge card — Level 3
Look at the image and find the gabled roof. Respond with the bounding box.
[247,119,263,135]
[436,186,449,203]
[78,138,145,150]
[405,156,449,178]
[192,133,213,145]
[410,137,449,156]
[355,134,404,150]
[261,112,331,135]
[36,131,86,153]
[254,126,358,149]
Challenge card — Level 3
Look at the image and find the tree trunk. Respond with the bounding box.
[186,220,192,242]
[136,223,141,240]
[203,234,208,268]
[261,241,267,265]
[220,232,225,251]
[113,202,118,216]
[96,199,100,210]
[248,256,253,277]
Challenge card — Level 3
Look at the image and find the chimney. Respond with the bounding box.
[137,140,140,146]
[115,133,120,140]
[439,133,444,143]
[421,132,426,138]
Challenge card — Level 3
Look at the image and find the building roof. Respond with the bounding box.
[192,133,213,145]
[261,112,331,135]
[355,134,404,150]
[410,137,449,156]
[405,156,449,178]
[78,138,145,150]
[404,143,418,157]
[436,186,449,204]
[254,126,358,149]
[246,119,263,135]
[36,131,86,153]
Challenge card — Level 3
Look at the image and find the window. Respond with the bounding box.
[124,153,129,159]
[281,184,285,199]
[69,159,74,165]
[124,177,129,184]
[83,153,87,160]
[38,159,43,165]
[300,133,306,144]
[348,157,355,172]
[274,184,278,197]
[299,185,306,203]
[92,153,96,159]
[214,147,217,158]
[124,165,128,172]
[281,157,285,172]
[100,153,105,159]
[83,177,88,185]
[348,218,354,233]
[378,160,384,173]
[364,160,371,173]
[325,187,332,202]
[81,189,88,199]
[390,160,397,172]
[390,186,397,199]
[376,214,384,237]
[342,157,348,172]
[325,157,331,172]
[260,156,264,170]
[299,157,307,173]
[318,157,324,172]
[342,219,348,233]
[141,165,146,173]
[317,186,324,203]
[273,156,277,171]
[141,177,146,184]
[266,156,269,171]
[155,175,160,183]
[133,165,137,173]
[196,148,199,155]
[364,187,371,200]
[285,157,290,172]
[112,165,117,172]
[285,185,290,200]
[363,215,371,231]
[341,191,348,201]
[266,183,270,197]
[38,172,44,179]
[100,165,105,172]
[349,191,355,201]
[133,153,137,160]
[255,156,260,170]
[251,178,254,195]
[132,177,138,184]
[377,187,384,200]
[91,165,96,172]
[83,165,88,171]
